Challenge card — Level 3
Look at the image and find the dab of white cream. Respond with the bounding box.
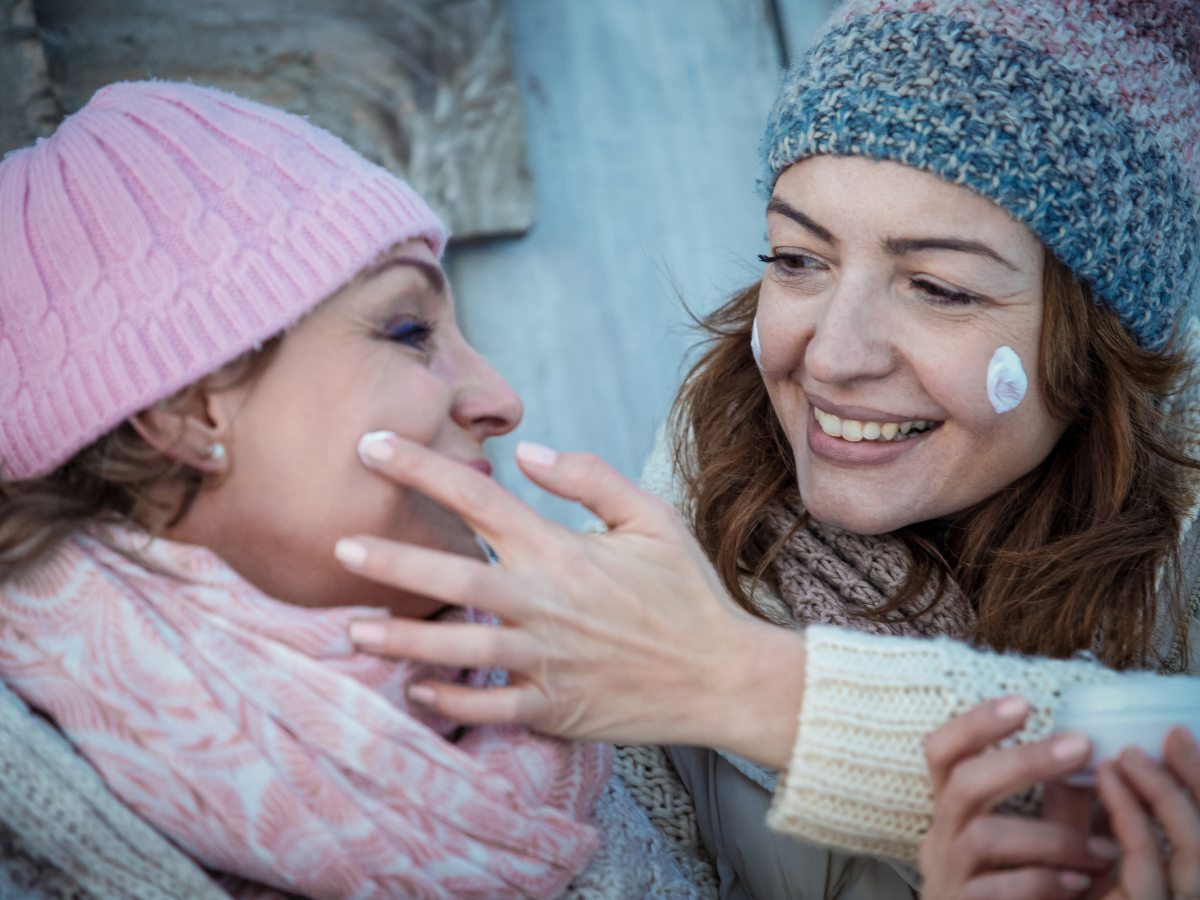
[987,346,1027,414]
[751,316,763,368]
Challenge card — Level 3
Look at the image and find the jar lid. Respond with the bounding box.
[1057,676,1200,720]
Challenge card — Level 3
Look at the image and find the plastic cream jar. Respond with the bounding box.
[1053,676,1200,784]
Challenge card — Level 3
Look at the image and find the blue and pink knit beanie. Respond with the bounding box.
[764,0,1200,350]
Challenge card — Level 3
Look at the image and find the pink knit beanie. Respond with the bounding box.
[0,81,449,480]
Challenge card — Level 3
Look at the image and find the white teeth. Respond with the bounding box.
[814,408,938,443]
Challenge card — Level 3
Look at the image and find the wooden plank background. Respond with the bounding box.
[448,0,838,527]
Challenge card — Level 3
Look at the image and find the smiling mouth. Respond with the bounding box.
[813,406,943,442]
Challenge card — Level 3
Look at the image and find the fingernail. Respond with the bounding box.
[358,431,397,465]
[516,441,558,467]
[1052,733,1091,763]
[995,695,1030,720]
[349,619,386,646]
[334,538,368,569]
[1086,836,1121,860]
[1121,745,1153,767]
[1059,872,1090,891]
[408,684,436,705]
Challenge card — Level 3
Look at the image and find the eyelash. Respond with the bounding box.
[760,251,982,310]
[909,278,978,306]
[383,316,435,349]
[758,252,824,274]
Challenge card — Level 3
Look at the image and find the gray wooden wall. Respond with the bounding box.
[448,0,838,527]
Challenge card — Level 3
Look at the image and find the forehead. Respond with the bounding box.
[773,157,1037,246]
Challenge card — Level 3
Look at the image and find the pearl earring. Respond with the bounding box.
[206,443,226,461]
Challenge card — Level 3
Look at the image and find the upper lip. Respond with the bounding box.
[804,392,943,424]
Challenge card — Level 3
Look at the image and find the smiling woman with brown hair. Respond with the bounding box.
[335,0,1200,898]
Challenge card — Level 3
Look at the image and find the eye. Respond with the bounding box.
[910,277,978,306]
[383,316,434,349]
[759,252,825,276]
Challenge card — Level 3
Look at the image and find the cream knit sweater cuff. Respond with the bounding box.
[766,626,1119,864]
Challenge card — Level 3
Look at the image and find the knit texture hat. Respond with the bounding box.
[0,81,448,480]
[764,0,1200,350]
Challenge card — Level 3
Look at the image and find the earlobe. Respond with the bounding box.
[129,390,232,475]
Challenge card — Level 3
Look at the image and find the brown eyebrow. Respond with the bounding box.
[883,237,1020,271]
[766,197,834,243]
[358,256,447,295]
[768,197,1020,272]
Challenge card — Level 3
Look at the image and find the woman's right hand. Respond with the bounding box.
[918,697,1121,900]
[336,434,808,768]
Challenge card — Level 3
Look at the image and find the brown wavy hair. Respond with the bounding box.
[672,254,1199,670]
[0,338,281,586]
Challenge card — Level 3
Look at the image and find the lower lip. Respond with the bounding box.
[467,459,493,477]
[806,408,933,466]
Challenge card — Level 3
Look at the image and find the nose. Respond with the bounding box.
[803,273,896,386]
[449,341,524,440]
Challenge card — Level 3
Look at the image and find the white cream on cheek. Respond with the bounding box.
[751,316,763,368]
[987,346,1028,414]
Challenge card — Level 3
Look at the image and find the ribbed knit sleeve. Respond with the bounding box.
[766,626,1120,863]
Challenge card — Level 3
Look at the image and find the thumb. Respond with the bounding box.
[515,442,672,533]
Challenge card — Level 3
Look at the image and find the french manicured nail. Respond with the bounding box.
[358,431,397,465]
[995,695,1030,720]
[1052,733,1091,763]
[516,441,558,467]
[349,619,386,646]
[334,538,368,569]
[1086,836,1121,860]
[408,684,437,705]
[1059,872,1090,891]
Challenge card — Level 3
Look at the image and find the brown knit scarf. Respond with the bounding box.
[764,496,974,640]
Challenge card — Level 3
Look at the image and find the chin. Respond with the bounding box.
[800,492,916,536]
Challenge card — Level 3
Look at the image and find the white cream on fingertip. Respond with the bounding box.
[751,317,762,368]
[987,346,1027,414]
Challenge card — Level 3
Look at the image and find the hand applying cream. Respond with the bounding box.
[987,346,1027,414]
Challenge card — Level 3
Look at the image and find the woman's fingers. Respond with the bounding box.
[958,867,1095,900]
[406,681,549,727]
[938,732,1092,834]
[349,619,536,671]
[515,442,677,533]
[957,816,1118,874]
[357,433,553,550]
[1095,759,1167,900]
[924,696,1031,791]
[1116,739,1200,899]
[1164,725,1200,803]
[336,536,523,619]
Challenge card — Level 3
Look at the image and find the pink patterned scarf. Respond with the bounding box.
[0,530,610,900]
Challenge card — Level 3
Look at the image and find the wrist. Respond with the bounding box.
[694,617,806,770]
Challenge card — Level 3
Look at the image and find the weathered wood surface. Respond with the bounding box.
[0,0,59,154]
[5,0,533,241]
[448,0,794,528]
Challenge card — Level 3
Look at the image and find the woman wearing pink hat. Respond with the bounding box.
[0,81,705,900]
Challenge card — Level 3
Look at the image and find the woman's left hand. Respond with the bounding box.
[1091,726,1200,900]
[918,697,1119,900]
